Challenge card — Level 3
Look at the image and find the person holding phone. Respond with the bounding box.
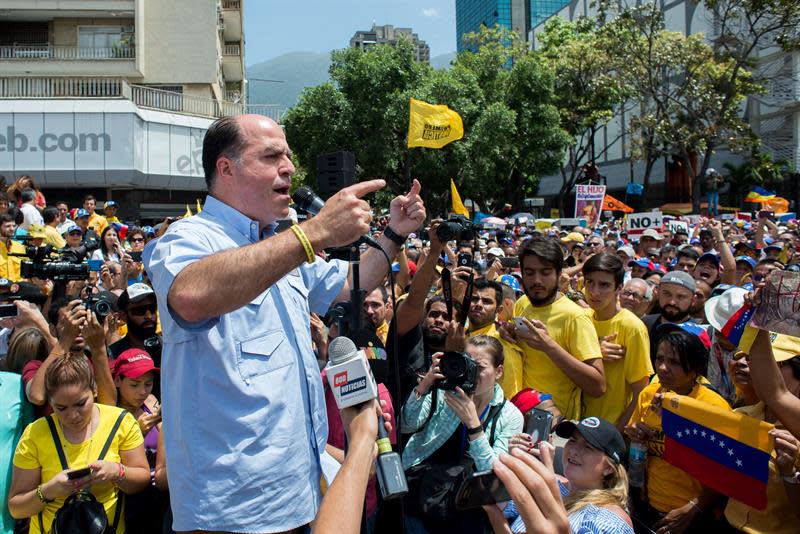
[91,226,122,264]
[8,354,149,534]
[488,417,633,534]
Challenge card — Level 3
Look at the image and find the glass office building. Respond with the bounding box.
[456,0,569,51]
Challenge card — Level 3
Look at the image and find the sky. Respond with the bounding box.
[243,0,457,66]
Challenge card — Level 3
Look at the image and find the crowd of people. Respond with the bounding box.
[0,115,799,534]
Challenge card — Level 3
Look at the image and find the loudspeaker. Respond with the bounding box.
[316,151,356,199]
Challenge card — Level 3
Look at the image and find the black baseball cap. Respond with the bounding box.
[555,417,626,465]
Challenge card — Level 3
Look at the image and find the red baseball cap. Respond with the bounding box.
[112,349,159,379]
[510,388,550,414]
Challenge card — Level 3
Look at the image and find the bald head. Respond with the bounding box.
[202,114,285,192]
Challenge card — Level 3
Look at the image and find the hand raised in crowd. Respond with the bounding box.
[654,500,700,534]
[599,333,626,363]
[492,448,570,534]
[56,300,87,351]
[417,352,445,396]
[444,320,466,352]
[515,318,555,352]
[11,300,51,338]
[388,179,426,236]
[40,469,92,500]
[485,258,503,280]
[449,265,475,304]
[82,308,107,352]
[444,386,480,428]
[770,428,800,477]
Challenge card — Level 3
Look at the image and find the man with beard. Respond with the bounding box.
[109,283,160,379]
[690,279,713,324]
[465,278,524,397]
[642,271,696,366]
[363,286,391,344]
[503,237,604,419]
[0,213,24,281]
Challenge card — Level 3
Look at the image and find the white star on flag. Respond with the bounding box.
[677,431,683,438]
[710,435,716,442]
[700,430,706,437]
[719,440,726,448]
[728,449,734,456]
[736,459,743,467]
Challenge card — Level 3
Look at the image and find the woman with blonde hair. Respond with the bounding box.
[4,327,50,374]
[489,416,633,533]
[8,354,149,533]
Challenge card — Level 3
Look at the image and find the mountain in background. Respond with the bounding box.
[246,51,458,111]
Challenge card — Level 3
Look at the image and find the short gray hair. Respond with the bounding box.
[625,278,653,300]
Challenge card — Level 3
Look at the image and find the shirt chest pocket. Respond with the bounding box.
[236,330,293,382]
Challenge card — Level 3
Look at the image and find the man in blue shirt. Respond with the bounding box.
[144,114,425,533]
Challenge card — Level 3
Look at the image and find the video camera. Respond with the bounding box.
[435,351,478,395]
[436,215,476,242]
[19,241,99,282]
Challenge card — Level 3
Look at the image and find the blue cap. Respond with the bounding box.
[735,256,756,269]
[63,223,83,235]
[497,274,521,294]
[657,321,712,348]
[391,262,400,273]
[628,258,655,270]
[698,252,721,267]
[103,200,118,209]
[75,208,90,218]
[142,225,155,236]
[690,237,701,245]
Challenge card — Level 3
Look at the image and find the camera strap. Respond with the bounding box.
[441,267,454,321]
[458,271,474,327]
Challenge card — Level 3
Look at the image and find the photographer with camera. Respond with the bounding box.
[22,295,116,416]
[401,335,523,534]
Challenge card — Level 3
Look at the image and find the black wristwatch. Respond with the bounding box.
[383,225,407,246]
[466,425,483,436]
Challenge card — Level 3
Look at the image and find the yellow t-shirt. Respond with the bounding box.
[583,308,653,424]
[88,212,108,235]
[467,322,525,399]
[13,404,144,534]
[512,295,602,419]
[724,402,800,534]
[43,225,66,249]
[628,381,731,513]
[0,240,26,281]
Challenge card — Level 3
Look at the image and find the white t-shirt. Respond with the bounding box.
[19,203,43,230]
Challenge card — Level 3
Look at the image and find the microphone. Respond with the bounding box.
[291,187,382,250]
[326,336,408,500]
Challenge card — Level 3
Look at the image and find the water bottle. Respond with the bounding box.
[628,441,647,488]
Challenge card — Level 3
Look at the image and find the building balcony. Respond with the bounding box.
[222,43,243,81]
[0,76,284,121]
[221,2,242,41]
[0,1,135,16]
[0,44,134,60]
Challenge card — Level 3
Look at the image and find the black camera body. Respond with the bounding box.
[436,351,478,394]
[436,215,475,242]
[83,293,113,322]
[20,260,90,281]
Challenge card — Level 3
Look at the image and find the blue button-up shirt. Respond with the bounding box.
[144,196,347,532]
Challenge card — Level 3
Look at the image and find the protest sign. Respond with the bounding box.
[627,211,663,236]
[558,218,582,228]
[667,220,689,234]
[751,270,800,337]
[574,184,606,226]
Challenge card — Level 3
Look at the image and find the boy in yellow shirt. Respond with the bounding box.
[503,237,604,419]
[581,253,653,428]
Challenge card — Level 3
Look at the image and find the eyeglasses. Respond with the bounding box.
[127,304,157,316]
[129,237,145,243]
[588,242,603,247]
[621,289,645,301]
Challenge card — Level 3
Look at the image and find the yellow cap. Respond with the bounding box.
[560,231,585,244]
[738,326,800,362]
[27,225,47,239]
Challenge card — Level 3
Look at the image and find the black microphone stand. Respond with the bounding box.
[329,242,366,337]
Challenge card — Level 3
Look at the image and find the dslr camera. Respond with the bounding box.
[436,215,476,242]
[83,293,114,322]
[435,351,478,394]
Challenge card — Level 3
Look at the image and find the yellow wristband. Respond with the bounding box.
[289,224,315,264]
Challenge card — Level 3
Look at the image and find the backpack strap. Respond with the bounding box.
[97,410,128,461]
[45,415,70,470]
[486,400,506,447]
[408,387,438,437]
[111,492,124,531]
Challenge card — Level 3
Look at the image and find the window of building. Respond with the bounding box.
[78,26,123,58]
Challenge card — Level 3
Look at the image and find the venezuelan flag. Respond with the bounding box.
[745,187,776,202]
[720,303,755,345]
[662,392,774,510]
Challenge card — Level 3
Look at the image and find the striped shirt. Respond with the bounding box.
[505,481,633,533]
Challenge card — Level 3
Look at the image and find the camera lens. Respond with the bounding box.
[95,300,112,317]
[440,353,466,377]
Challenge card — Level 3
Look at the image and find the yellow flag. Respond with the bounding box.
[450,179,470,218]
[407,98,464,149]
[184,205,192,218]
[196,199,203,213]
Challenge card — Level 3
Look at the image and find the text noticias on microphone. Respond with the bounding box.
[326,337,380,408]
